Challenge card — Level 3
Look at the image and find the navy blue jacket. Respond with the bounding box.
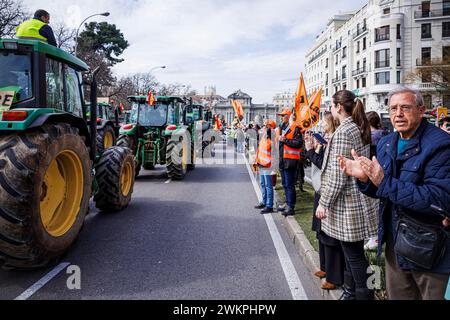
[39,25,57,47]
[359,119,450,274]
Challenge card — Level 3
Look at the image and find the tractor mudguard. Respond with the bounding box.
[119,124,138,135]
[28,112,93,158]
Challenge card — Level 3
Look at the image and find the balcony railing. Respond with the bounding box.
[375,60,390,68]
[352,66,368,77]
[375,33,390,42]
[308,48,328,64]
[414,9,450,19]
[416,58,432,66]
[332,77,340,83]
[353,25,368,39]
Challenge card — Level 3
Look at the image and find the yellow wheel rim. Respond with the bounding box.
[104,131,114,149]
[40,150,84,237]
[182,142,187,171]
[120,161,133,196]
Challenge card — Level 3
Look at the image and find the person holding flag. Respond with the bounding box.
[276,108,304,217]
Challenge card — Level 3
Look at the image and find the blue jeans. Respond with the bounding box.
[281,169,296,209]
[260,175,274,209]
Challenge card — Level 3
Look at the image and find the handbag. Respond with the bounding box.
[311,164,322,194]
[394,213,447,270]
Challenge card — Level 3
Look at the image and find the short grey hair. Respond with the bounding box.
[387,87,424,107]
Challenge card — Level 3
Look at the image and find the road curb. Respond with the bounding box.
[275,189,343,300]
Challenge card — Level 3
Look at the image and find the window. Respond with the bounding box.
[397,48,401,66]
[375,26,390,42]
[46,58,64,110]
[342,66,347,79]
[325,58,329,68]
[0,52,33,103]
[444,0,450,15]
[421,24,432,39]
[422,1,431,18]
[397,24,401,39]
[422,47,431,64]
[356,79,360,88]
[363,37,367,50]
[362,77,367,88]
[443,22,450,38]
[325,88,329,97]
[65,67,83,117]
[444,46,450,63]
[383,8,391,14]
[342,46,347,58]
[356,41,360,53]
[375,49,390,68]
[363,58,367,70]
[397,71,401,84]
[357,61,361,70]
[375,72,390,84]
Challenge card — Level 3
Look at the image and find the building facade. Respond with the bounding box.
[213,89,278,126]
[273,89,295,112]
[305,0,450,115]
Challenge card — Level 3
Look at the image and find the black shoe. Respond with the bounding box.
[282,208,295,217]
[254,204,266,209]
[339,272,356,300]
[277,205,286,212]
[261,207,274,214]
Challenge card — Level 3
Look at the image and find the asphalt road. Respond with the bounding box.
[0,141,323,300]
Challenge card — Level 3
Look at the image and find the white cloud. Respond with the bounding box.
[22,0,368,102]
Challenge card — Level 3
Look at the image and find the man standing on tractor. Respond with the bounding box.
[16,9,57,47]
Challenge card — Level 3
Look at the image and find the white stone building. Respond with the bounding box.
[272,89,295,112]
[305,0,450,117]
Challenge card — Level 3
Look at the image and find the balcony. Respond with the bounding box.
[414,9,450,20]
[375,60,390,68]
[333,42,342,52]
[352,66,368,77]
[375,34,390,42]
[308,48,328,64]
[332,77,340,84]
[353,25,368,39]
[416,58,432,66]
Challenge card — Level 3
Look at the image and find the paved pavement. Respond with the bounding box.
[0,141,323,300]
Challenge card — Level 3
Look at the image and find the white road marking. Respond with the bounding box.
[14,262,70,300]
[243,155,309,301]
[165,179,172,184]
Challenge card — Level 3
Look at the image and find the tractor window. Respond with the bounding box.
[131,102,168,126]
[45,58,64,110]
[65,67,83,117]
[0,51,33,103]
[168,102,177,125]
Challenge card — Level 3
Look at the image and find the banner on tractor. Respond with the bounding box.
[294,73,308,122]
[296,89,321,131]
[0,91,15,112]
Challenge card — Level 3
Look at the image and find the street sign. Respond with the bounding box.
[437,107,448,120]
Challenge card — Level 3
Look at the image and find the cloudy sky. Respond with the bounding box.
[22,0,368,102]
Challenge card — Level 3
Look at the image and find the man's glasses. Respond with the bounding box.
[389,105,415,114]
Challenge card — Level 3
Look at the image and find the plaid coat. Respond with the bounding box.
[319,117,378,242]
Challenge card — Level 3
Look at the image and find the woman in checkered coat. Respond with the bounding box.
[316,90,378,300]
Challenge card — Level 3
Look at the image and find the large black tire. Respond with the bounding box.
[166,139,187,180]
[188,138,195,171]
[96,125,116,154]
[0,124,92,270]
[94,146,135,212]
[117,134,140,177]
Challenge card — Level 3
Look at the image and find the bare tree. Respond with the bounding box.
[53,22,76,53]
[0,0,29,38]
[406,57,450,97]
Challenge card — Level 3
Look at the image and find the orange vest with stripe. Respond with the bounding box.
[256,135,272,168]
[282,124,302,160]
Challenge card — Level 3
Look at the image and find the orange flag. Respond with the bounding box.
[147,91,155,106]
[232,100,244,119]
[294,73,308,122]
[296,89,322,131]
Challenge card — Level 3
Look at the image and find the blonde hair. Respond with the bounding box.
[323,111,339,134]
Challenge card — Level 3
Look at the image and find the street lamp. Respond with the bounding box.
[75,12,110,57]
[150,66,167,72]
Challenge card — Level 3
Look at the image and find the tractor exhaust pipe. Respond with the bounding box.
[89,67,101,157]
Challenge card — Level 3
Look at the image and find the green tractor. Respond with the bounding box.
[117,95,200,179]
[0,39,135,270]
[189,104,217,158]
[93,102,121,153]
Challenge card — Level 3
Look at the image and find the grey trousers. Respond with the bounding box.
[385,232,449,300]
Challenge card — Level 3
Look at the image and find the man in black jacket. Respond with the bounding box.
[277,108,304,216]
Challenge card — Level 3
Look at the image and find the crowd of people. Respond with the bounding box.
[250,88,450,300]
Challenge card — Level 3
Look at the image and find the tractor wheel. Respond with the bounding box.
[202,140,211,158]
[188,138,195,171]
[0,124,92,270]
[94,146,135,212]
[117,135,140,177]
[166,139,187,180]
[96,125,116,154]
